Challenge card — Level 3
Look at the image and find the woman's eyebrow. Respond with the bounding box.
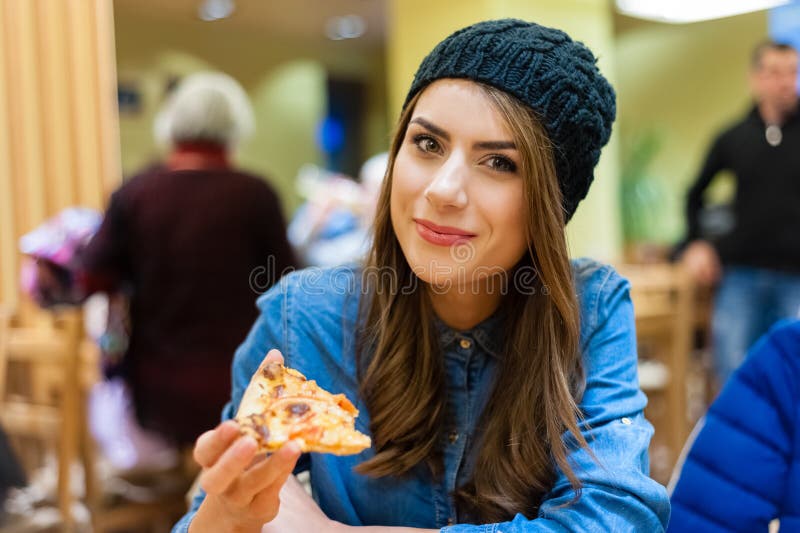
[474,140,516,150]
[410,117,450,141]
[409,117,516,150]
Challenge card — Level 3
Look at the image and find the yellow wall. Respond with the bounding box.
[387,0,621,260]
[113,9,389,214]
[614,11,769,244]
[386,0,489,119]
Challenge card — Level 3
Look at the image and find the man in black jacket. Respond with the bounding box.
[680,41,800,386]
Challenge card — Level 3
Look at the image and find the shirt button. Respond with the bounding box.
[448,431,459,444]
[621,417,632,425]
[459,338,471,349]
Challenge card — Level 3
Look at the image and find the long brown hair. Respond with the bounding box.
[356,82,589,522]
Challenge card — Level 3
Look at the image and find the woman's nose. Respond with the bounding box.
[423,156,468,209]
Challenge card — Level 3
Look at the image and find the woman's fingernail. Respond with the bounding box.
[235,437,257,457]
[220,421,238,435]
[284,441,301,455]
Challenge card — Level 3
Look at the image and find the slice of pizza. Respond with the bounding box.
[234,360,371,455]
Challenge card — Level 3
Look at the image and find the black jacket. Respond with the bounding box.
[685,105,800,273]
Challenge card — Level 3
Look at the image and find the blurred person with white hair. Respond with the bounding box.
[76,71,297,447]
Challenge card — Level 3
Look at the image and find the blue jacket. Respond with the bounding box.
[669,320,800,532]
[174,259,669,532]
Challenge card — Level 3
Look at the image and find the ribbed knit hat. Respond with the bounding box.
[404,19,616,222]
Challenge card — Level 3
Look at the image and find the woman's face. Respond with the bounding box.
[391,79,527,288]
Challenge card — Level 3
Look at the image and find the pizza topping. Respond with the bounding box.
[254,422,270,441]
[335,395,357,413]
[247,414,271,441]
[262,366,277,380]
[294,425,322,441]
[273,384,285,398]
[287,403,310,417]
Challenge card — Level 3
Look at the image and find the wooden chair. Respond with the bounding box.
[0,307,85,531]
[1,304,196,532]
[617,263,694,484]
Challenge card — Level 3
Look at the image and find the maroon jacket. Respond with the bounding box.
[82,162,296,445]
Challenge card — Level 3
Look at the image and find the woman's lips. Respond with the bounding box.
[414,219,476,247]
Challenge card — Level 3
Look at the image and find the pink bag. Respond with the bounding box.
[18,207,101,307]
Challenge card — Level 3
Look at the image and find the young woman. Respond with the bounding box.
[175,19,670,532]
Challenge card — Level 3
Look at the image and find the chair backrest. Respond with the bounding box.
[616,263,695,484]
[3,310,83,409]
[621,264,692,322]
[618,263,694,354]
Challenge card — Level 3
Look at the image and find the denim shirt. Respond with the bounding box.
[173,258,670,532]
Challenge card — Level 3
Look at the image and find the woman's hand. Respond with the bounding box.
[262,477,439,533]
[190,350,302,533]
[261,475,343,533]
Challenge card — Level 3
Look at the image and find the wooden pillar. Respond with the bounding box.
[0,0,121,322]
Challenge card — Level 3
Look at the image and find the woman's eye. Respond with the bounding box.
[487,155,517,173]
[413,134,441,154]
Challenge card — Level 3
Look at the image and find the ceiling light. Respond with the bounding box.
[616,0,789,24]
[325,15,366,40]
[198,0,234,22]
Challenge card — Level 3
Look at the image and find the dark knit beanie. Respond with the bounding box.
[404,19,616,222]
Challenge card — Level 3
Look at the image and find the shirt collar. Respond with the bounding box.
[434,310,504,359]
